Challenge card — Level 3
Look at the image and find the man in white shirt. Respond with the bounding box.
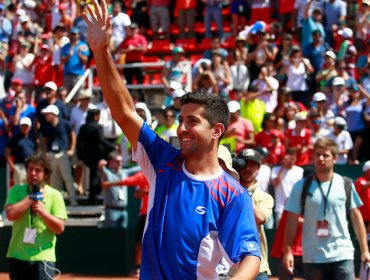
[326,116,353,164]
[96,98,122,143]
[271,148,304,225]
[70,89,96,135]
[111,1,131,49]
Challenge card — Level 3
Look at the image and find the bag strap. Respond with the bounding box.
[300,174,314,215]
[343,176,352,212]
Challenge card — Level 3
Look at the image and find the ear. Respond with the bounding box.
[212,123,225,140]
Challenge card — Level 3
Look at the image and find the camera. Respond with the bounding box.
[232,157,247,170]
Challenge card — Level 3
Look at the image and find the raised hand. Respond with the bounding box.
[82,0,112,52]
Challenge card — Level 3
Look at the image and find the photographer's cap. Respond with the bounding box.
[19,117,32,126]
[41,104,59,116]
[44,81,57,91]
[239,149,262,165]
[218,145,240,181]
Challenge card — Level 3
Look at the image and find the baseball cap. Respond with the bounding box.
[130,22,139,29]
[211,49,223,57]
[70,27,79,34]
[78,89,92,99]
[250,21,267,35]
[313,92,327,102]
[238,149,262,165]
[172,46,185,54]
[218,145,240,181]
[44,81,57,91]
[334,116,347,127]
[20,41,31,48]
[227,101,241,113]
[19,15,29,23]
[41,44,50,50]
[19,117,32,126]
[294,111,307,121]
[41,104,59,116]
[332,77,345,86]
[325,51,336,60]
[363,161,370,172]
[172,88,185,99]
[338,27,353,39]
[363,0,370,6]
[12,78,23,85]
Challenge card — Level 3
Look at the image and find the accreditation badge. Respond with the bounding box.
[23,227,37,244]
[316,220,329,237]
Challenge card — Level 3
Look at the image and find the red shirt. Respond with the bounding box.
[227,117,254,154]
[279,0,295,14]
[255,129,285,149]
[271,210,303,258]
[119,35,148,62]
[33,56,53,86]
[266,143,286,165]
[355,176,370,221]
[285,128,312,166]
[176,0,196,10]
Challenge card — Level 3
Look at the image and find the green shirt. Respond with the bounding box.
[6,184,68,262]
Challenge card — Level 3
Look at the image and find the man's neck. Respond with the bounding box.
[315,170,334,182]
[241,179,256,190]
[184,154,221,177]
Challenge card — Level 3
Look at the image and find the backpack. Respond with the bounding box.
[300,173,352,216]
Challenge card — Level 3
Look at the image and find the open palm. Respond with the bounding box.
[82,0,112,52]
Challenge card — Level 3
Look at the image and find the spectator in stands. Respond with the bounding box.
[224,100,255,154]
[333,60,357,90]
[355,0,370,44]
[41,104,78,206]
[255,113,285,152]
[203,0,224,41]
[116,23,147,87]
[355,161,370,234]
[51,24,69,87]
[230,38,250,99]
[0,107,9,167]
[33,44,53,101]
[11,40,35,99]
[303,29,329,77]
[5,153,67,280]
[73,4,89,43]
[285,112,312,166]
[17,15,37,48]
[203,36,228,60]
[149,0,170,39]
[211,49,231,101]
[169,88,185,119]
[271,148,303,225]
[274,33,293,84]
[281,46,314,107]
[78,109,116,204]
[130,0,150,35]
[301,1,326,50]
[154,108,178,142]
[265,131,286,166]
[97,96,123,144]
[70,89,96,135]
[8,90,36,134]
[323,0,347,46]
[240,85,266,133]
[5,117,36,185]
[0,3,12,44]
[312,91,335,130]
[61,27,90,93]
[176,0,196,39]
[231,0,248,37]
[58,3,73,32]
[111,1,131,50]
[0,38,7,101]
[316,51,338,92]
[2,79,23,116]
[232,148,274,279]
[283,138,370,279]
[307,109,330,146]
[327,116,353,164]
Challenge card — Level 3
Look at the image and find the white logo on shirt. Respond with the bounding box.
[245,241,259,252]
[195,206,207,215]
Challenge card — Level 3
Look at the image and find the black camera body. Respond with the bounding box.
[232,157,247,170]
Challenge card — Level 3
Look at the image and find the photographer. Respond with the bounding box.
[5,153,67,280]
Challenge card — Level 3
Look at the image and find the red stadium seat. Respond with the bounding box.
[222,36,236,50]
[175,38,196,52]
[147,39,171,56]
[196,38,212,52]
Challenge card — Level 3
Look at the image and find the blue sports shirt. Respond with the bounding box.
[132,123,260,279]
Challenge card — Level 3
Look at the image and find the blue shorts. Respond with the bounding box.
[231,0,248,15]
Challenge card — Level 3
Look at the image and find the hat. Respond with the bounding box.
[19,15,29,23]
[44,81,57,91]
[294,111,307,121]
[130,22,139,29]
[325,50,336,60]
[250,21,267,35]
[173,88,185,99]
[239,149,262,165]
[78,89,92,99]
[332,77,345,86]
[349,84,359,91]
[334,116,347,127]
[236,36,246,42]
[363,0,370,6]
[41,44,49,50]
[59,3,67,10]
[0,3,4,10]
[313,92,327,102]
[312,6,323,13]
[227,101,241,113]
[41,104,59,116]
[211,49,223,57]
[338,27,353,39]
[218,145,240,181]
[54,24,66,32]
[19,117,32,126]
[16,9,26,16]
[172,46,185,54]
[20,41,31,48]
[169,80,182,90]
[70,27,79,34]
[363,161,370,172]
[24,0,36,9]
[12,78,23,85]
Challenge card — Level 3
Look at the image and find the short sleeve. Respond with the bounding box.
[284,180,304,214]
[50,189,68,220]
[350,184,363,210]
[5,185,26,206]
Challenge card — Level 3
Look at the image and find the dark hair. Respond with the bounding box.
[25,153,52,180]
[86,109,100,123]
[286,147,297,156]
[180,91,230,131]
[261,113,276,129]
[107,151,121,161]
[57,86,67,95]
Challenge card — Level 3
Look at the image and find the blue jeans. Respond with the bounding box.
[255,272,269,280]
[204,4,224,40]
[303,260,355,280]
[103,208,128,228]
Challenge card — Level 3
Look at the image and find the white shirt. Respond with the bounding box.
[252,76,279,113]
[271,165,304,214]
[52,36,70,65]
[70,103,97,134]
[286,62,308,91]
[97,101,122,139]
[13,53,35,84]
[111,12,131,44]
[256,164,271,193]
[327,130,353,164]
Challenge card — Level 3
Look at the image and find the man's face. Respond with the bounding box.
[282,154,296,169]
[313,147,337,173]
[108,155,123,172]
[164,111,175,127]
[177,103,217,159]
[27,162,46,186]
[44,113,54,123]
[239,160,260,185]
[46,88,56,100]
[20,124,31,135]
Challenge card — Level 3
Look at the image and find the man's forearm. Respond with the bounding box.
[284,212,299,253]
[5,197,32,221]
[351,208,369,254]
[38,211,65,234]
[230,256,260,280]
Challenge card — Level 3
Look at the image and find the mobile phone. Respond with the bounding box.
[169,136,180,149]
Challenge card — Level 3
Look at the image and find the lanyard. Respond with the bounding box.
[316,176,333,219]
[27,186,34,227]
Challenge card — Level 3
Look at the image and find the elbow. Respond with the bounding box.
[55,224,65,235]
